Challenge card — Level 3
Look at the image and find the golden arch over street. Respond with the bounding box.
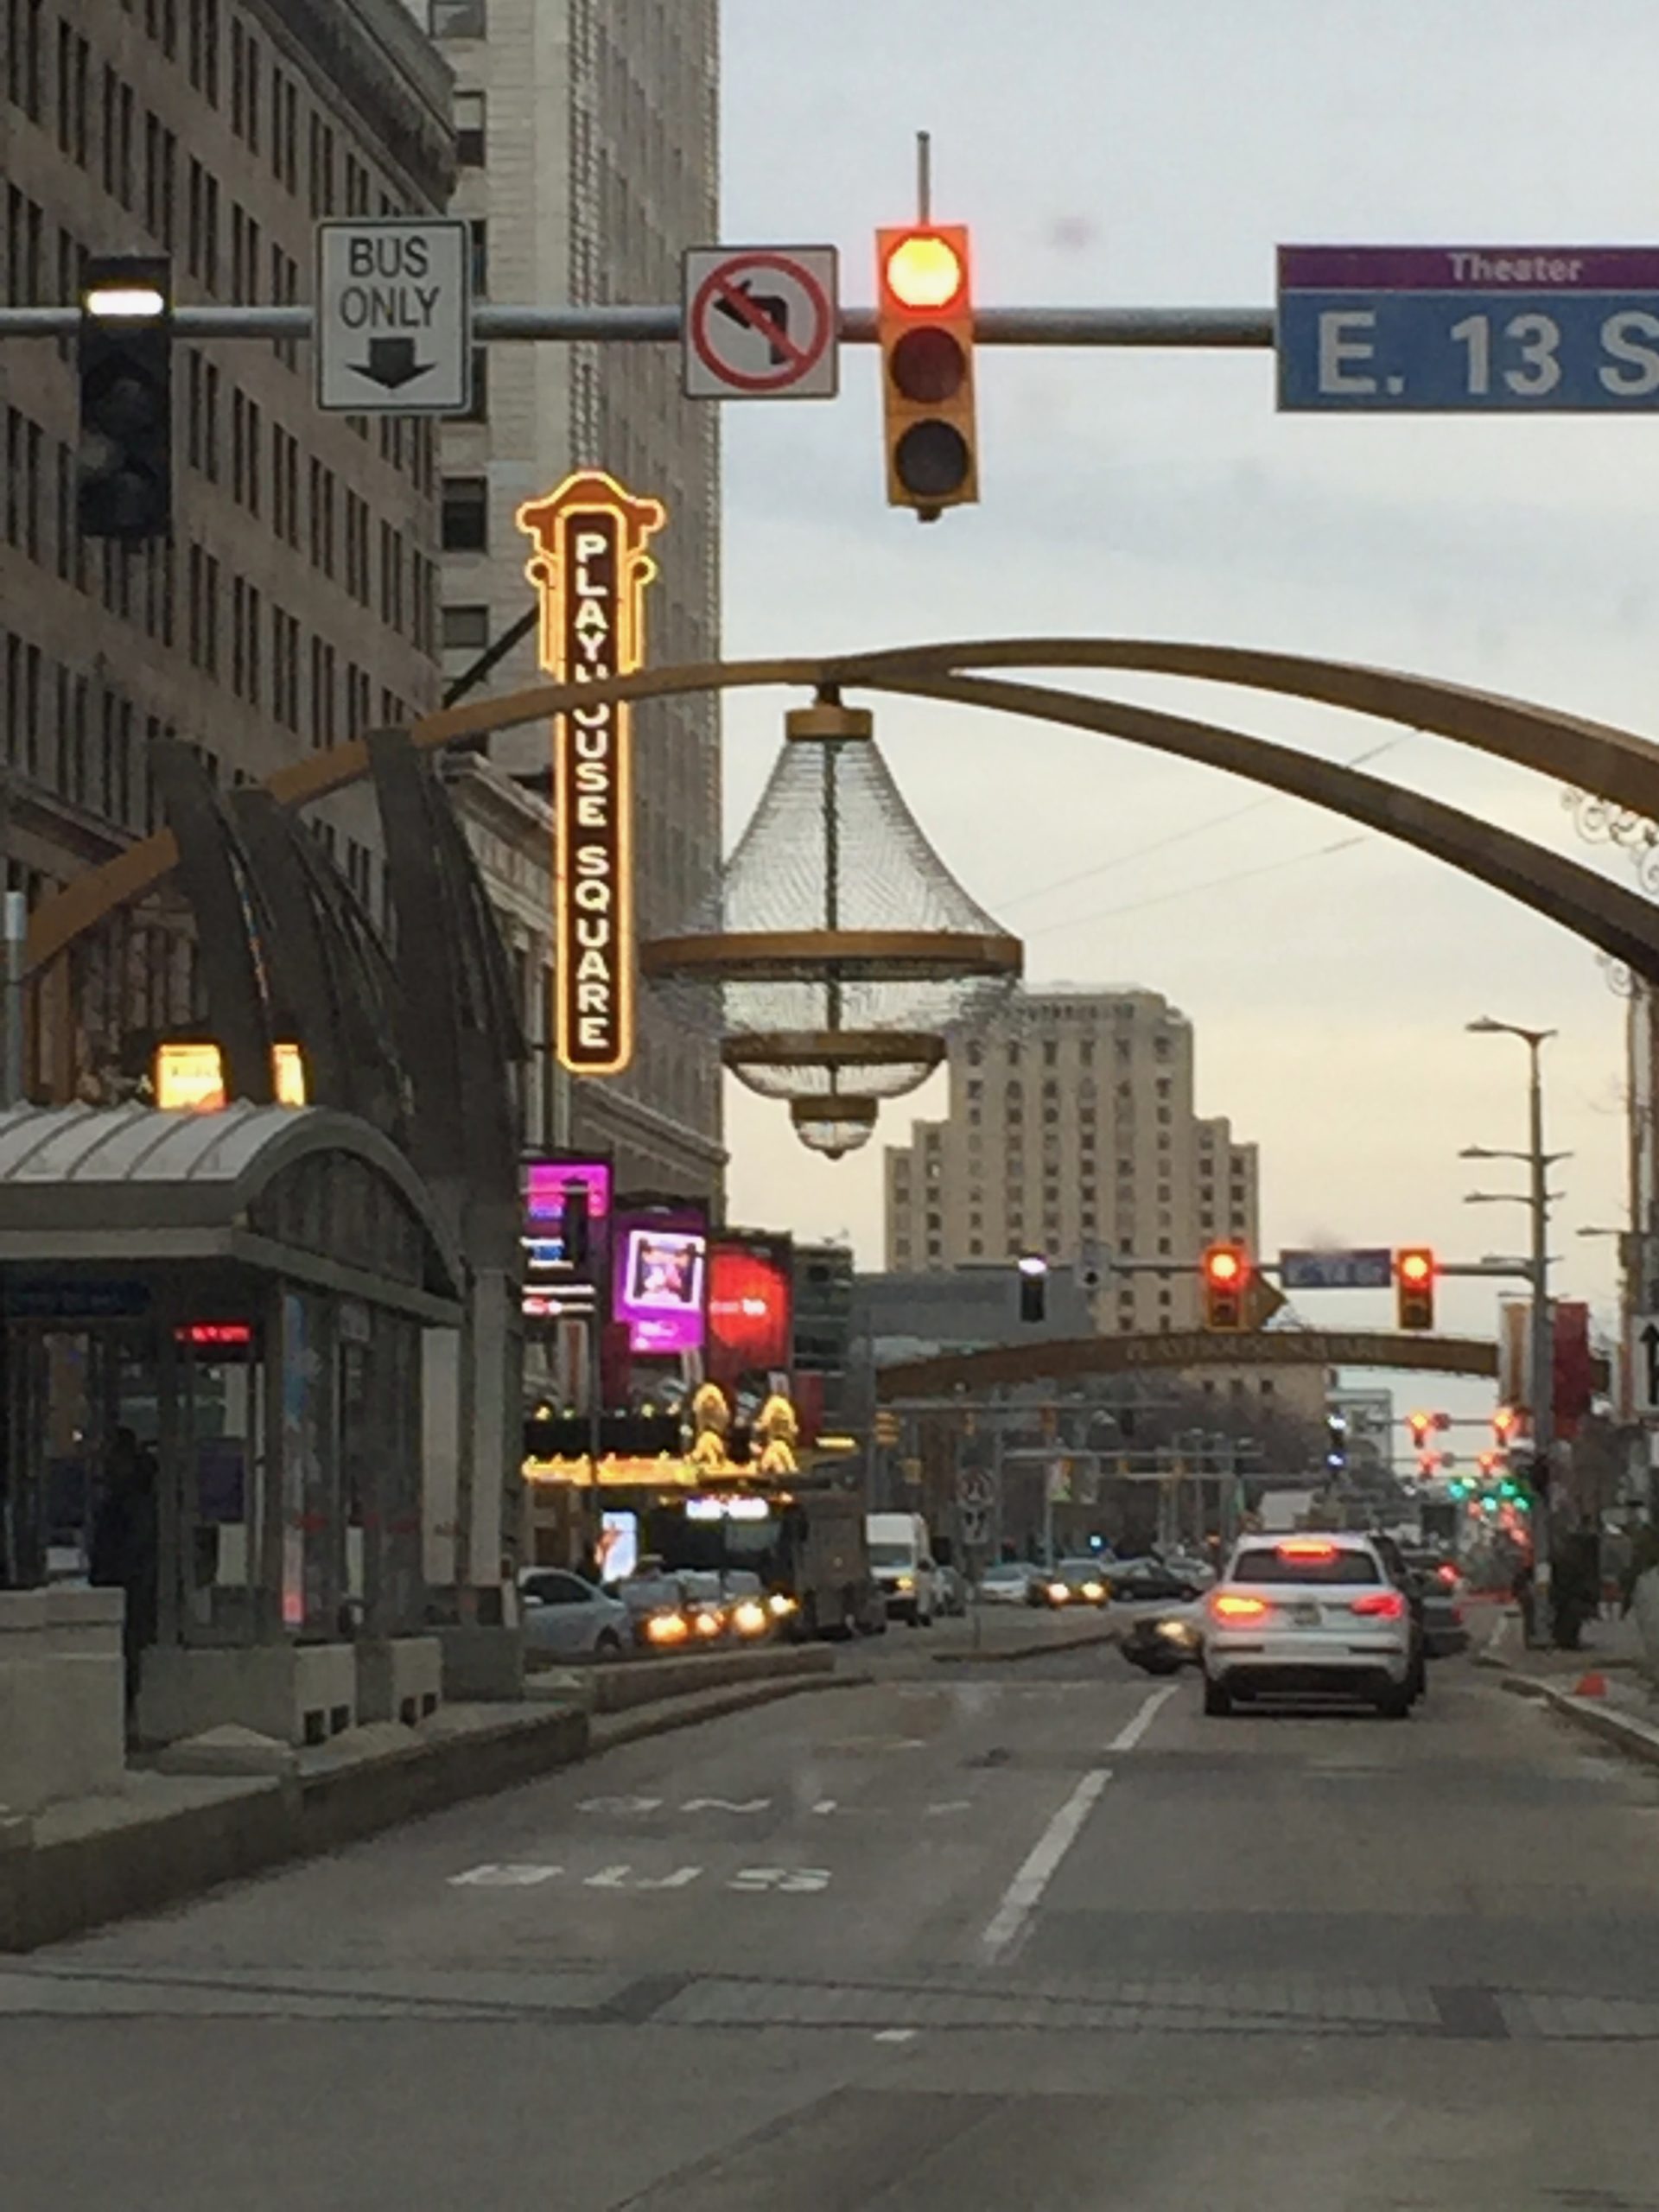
[873,1330,1506,1403]
[27,638,1659,987]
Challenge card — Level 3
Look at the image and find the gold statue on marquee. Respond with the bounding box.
[516,471,666,1079]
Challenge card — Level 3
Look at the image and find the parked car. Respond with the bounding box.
[1104,1554,1208,1604]
[931,1561,969,1617]
[978,1560,1040,1605]
[518,1568,631,1659]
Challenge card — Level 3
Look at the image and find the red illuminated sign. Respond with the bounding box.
[708,1234,794,1387]
[175,1322,253,1348]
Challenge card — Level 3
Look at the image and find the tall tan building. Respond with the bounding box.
[416,0,723,1200]
[0,0,453,1093]
[884,986,1260,1332]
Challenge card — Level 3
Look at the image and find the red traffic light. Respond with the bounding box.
[881,231,967,313]
[1398,1249,1433,1287]
[1407,1408,1432,1445]
[1491,1404,1518,1440]
[1200,1242,1251,1331]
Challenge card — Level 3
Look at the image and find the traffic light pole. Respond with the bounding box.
[1526,1039,1556,1611]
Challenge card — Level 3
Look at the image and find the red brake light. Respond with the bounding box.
[1436,1563,1458,1585]
[1210,1592,1269,1622]
[1276,1539,1337,1559]
[1351,1589,1406,1619]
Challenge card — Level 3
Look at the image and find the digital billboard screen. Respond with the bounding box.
[521,1159,611,1317]
[708,1234,793,1387]
[613,1207,708,1355]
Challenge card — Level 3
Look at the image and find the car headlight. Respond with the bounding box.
[1047,1581,1070,1602]
[1082,1581,1105,1601]
[767,1592,797,1618]
[645,1611,690,1644]
[895,1574,914,1592]
[691,1608,724,1638]
[1155,1618,1195,1643]
[732,1599,768,1636]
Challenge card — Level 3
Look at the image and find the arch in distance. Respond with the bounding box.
[25,642,1659,982]
[874,1330,1503,1402]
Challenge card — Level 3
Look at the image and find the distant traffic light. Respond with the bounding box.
[1407,1409,1432,1450]
[1018,1253,1048,1325]
[1395,1246,1435,1331]
[1201,1242,1250,1330]
[1491,1404,1519,1443]
[1325,1411,1349,1473]
[876,224,978,518]
[78,254,172,540]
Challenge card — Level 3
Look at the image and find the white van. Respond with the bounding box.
[864,1511,936,1627]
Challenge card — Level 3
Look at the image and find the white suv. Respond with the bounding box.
[1202,1533,1414,1719]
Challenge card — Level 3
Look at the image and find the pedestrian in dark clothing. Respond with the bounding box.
[89,1428,158,1731]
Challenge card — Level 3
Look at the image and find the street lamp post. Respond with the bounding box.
[1464,1018,1560,1623]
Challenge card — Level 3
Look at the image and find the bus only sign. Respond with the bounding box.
[517,473,665,1077]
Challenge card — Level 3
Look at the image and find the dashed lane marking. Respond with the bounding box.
[980,1768,1111,1963]
[1107,1682,1179,1752]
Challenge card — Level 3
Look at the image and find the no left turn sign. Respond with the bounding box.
[683,245,839,400]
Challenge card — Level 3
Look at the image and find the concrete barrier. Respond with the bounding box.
[0,1644,840,1951]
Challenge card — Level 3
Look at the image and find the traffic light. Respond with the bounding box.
[1491,1404,1519,1444]
[78,255,172,540]
[876,224,978,518]
[873,1408,899,1448]
[1395,1246,1435,1331]
[1407,1409,1432,1450]
[1018,1253,1047,1324]
[1325,1412,1349,1473]
[1200,1242,1250,1330]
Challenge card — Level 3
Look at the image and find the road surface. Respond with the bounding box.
[6,1640,1659,2209]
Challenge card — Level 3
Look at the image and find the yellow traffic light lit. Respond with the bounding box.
[876,222,978,518]
[1395,1246,1435,1331]
[882,232,966,311]
[1201,1241,1250,1331]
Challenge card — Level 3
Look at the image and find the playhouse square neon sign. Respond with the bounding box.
[516,471,665,1078]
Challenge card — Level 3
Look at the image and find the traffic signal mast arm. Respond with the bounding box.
[0,303,1278,344]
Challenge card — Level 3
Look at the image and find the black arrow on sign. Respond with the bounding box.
[715,282,792,365]
[355,336,435,391]
[1643,1319,1659,1406]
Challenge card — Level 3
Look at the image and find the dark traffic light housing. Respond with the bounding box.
[876,225,978,519]
[1018,1255,1047,1325]
[1395,1247,1435,1331]
[78,255,173,542]
[1201,1242,1250,1330]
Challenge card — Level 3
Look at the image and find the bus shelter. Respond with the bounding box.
[0,1102,465,1747]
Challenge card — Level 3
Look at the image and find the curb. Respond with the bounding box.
[931,1622,1120,1666]
[1502,1673,1659,1770]
[590,1669,865,1753]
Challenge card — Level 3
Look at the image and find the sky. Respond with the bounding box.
[707,0,1659,1417]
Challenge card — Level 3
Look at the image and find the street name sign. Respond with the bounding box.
[315,218,471,414]
[1277,245,1659,412]
[683,245,839,399]
[1632,1313,1659,1416]
[1279,1248,1394,1291]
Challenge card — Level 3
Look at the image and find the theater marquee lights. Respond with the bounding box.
[517,470,666,1079]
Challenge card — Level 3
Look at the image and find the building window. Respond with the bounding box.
[429,0,486,32]
[442,602,489,652]
[441,474,487,551]
[468,217,488,296]
[454,88,486,165]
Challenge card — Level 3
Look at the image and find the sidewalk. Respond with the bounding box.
[1478,1599,1659,1774]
